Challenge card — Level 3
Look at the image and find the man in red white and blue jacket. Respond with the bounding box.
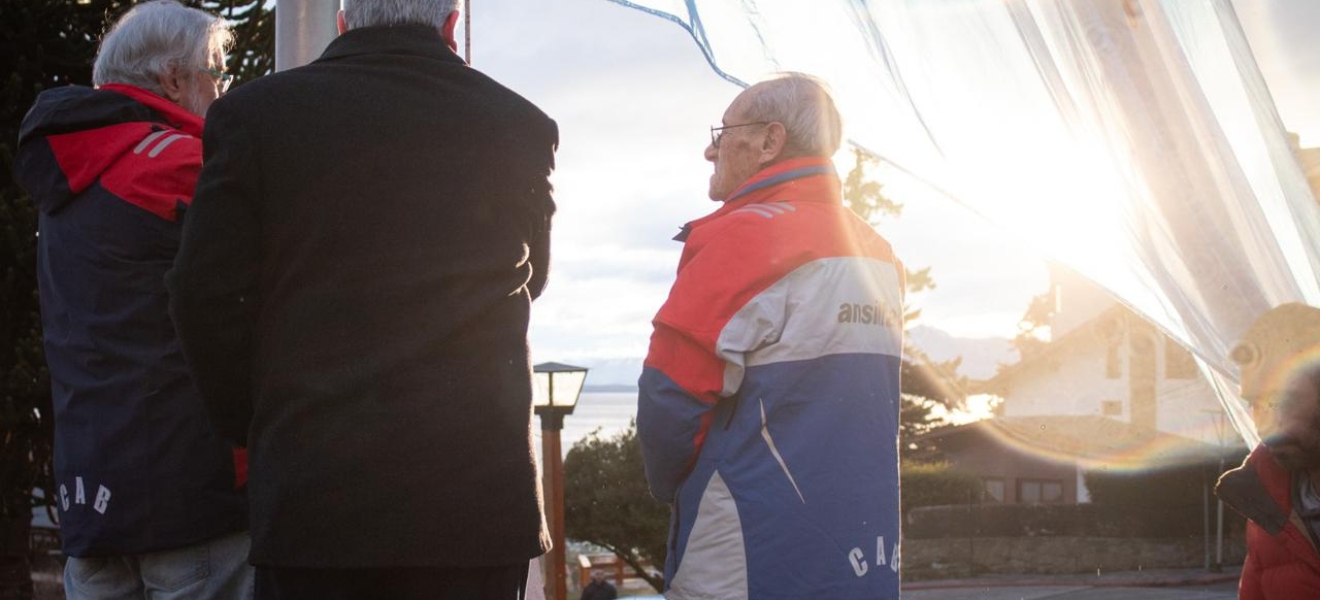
[640,74,905,600]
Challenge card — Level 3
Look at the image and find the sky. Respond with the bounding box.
[450,0,1320,385]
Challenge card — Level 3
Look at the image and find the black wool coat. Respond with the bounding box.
[168,24,556,568]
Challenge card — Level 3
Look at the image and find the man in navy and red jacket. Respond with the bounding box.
[1217,303,1320,599]
[13,2,250,597]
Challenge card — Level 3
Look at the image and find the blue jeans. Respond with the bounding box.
[63,529,253,600]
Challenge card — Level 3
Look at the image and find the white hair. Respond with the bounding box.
[343,0,464,30]
[745,73,843,157]
[93,1,232,95]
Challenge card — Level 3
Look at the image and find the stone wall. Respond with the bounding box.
[903,535,1246,580]
[902,503,1247,579]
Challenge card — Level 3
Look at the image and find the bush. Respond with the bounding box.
[901,461,983,515]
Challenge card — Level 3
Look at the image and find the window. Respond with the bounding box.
[1105,343,1122,379]
[1165,340,1198,379]
[1101,400,1123,416]
[983,478,1005,503]
[1017,479,1065,504]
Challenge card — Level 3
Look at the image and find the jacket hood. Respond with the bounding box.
[15,84,202,214]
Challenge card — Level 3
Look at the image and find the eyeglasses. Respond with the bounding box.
[200,67,234,94]
[710,121,770,149]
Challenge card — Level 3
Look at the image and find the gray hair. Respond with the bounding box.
[93,0,232,95]
[744,73,843,158]
[343,0,464,30]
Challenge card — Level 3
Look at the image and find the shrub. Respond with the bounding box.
[901,461,983,515]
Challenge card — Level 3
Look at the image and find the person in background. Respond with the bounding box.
[166,0,557,598]
[12,2,251,598]
[1217,302,1320,599]
[638,73,905,600]
[580,570,618,600]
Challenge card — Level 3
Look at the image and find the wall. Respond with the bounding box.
[1000,339,1128,420]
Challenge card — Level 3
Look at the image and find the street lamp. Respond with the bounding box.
[533,362,588,600]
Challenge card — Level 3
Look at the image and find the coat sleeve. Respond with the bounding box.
[638,218,789,502]
[167,98,262,446]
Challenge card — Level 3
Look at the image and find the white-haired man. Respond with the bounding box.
[639,75,905,599]
[167,0,556,598]
[13,1,251,598]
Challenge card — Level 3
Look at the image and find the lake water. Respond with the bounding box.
[537,391,638,457]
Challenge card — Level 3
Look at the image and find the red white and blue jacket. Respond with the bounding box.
[15,84,247,556]
[640,157,904,599]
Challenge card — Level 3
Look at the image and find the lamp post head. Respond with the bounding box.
[533,362,589,429]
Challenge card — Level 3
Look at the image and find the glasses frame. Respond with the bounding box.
[710,121,771,149]
[201,67,234,94]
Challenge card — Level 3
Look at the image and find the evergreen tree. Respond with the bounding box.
[842,148,968,460]
[0,2,272,595]
[564,424,668,592]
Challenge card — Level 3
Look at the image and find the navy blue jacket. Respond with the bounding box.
[14,84,247,557]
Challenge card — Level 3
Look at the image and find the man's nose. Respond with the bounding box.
[704,142,718,162]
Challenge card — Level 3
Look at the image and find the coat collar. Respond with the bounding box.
[675,157,840,242]
[317,24,466,66]
[97,84,203,137]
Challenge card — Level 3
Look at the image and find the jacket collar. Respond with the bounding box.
[1218,445,1292,535]
[97,84,203,137]
[317,24,465,66]
[675,157,840,242]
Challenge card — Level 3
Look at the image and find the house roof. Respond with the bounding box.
[917,415,1224,470]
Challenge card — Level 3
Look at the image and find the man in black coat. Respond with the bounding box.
[167,0,556,597]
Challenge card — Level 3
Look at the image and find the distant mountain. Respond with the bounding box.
[568,326,1014,388]
[582,383,639,393]
[907,325,1016,380]
[571,357,644,389]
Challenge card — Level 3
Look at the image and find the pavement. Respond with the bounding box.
[901,566,1242,600]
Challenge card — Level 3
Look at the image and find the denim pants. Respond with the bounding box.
[63,529,253,600]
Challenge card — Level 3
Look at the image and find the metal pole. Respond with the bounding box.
[276,0,339,72]
[541,413,567,600]
[1203,475,1210,571]
[1215,456,1225,572]
[464,0,472,64]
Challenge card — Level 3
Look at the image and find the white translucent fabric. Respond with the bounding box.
[606,0,1320,446]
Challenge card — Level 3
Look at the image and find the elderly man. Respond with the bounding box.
[167,0,556,598]
[1217,303,1320,599]
[639,74,905,599]
[13,2,251,598]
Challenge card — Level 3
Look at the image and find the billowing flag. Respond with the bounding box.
[609,0,1320,444]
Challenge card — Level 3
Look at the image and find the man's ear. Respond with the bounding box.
[759,122,789,165]
[157,68,185,104]
[441,10,461,53]
[337,10,347,35]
